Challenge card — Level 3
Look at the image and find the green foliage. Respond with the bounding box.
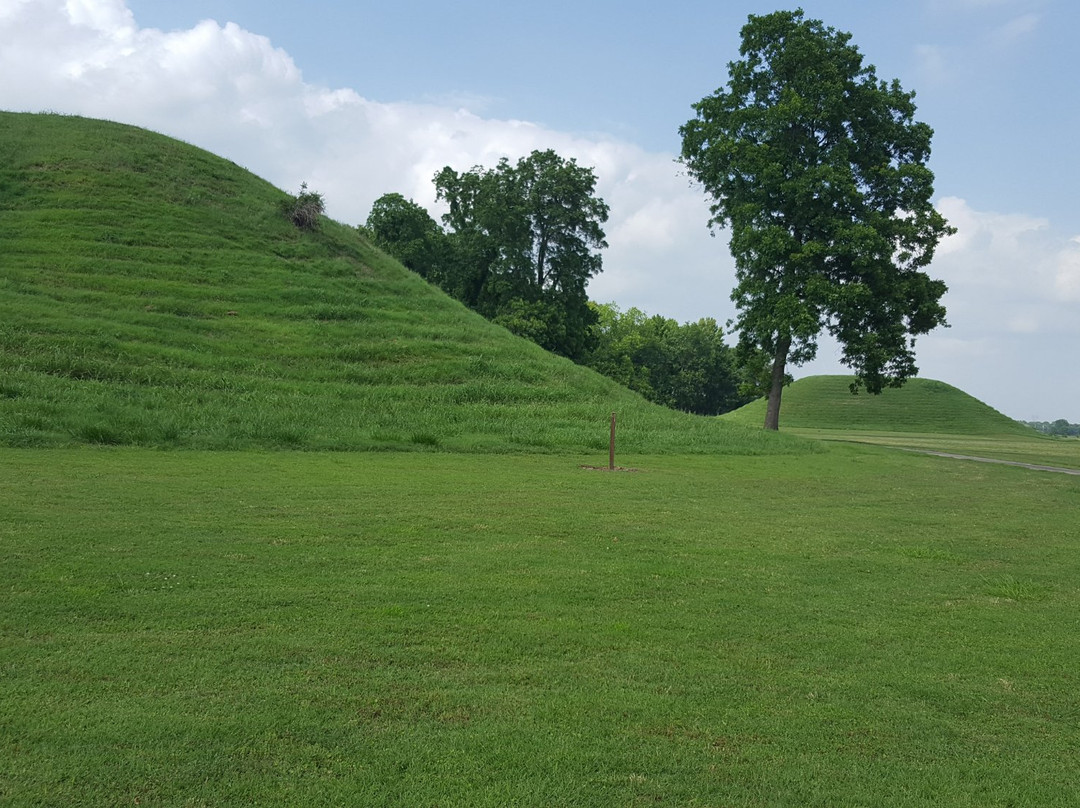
[1024,419,1080,437]
[365,192,446,281]
[680,9,953,429]
[733,338,791,399]
[280,181,325,231]
[0,111,807,455]
[488,297,568,355]
[586,302,753,415]
[365,151,609,363]
[433,149,609,361]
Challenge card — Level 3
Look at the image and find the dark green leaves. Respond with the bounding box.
[366,150,610,361]
[365,193,447,282]
[585,303,752,415]
[433,150,609,360]
[680,9,953,425]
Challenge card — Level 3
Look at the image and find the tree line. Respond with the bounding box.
[587,304,758,416]
[364,150,606,364]
[1023,420,1080,437]
[363,9,954,428]
[363,163,755,415]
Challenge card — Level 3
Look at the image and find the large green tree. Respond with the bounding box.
[679,9,954,430]
[434,149,609,361]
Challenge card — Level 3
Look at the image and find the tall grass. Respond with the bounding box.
[0,112,807,456]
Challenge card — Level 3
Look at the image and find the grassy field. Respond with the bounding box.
[3,447,1079,806]
[4,112,1080,806]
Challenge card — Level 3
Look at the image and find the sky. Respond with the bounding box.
[2,0,1078,421]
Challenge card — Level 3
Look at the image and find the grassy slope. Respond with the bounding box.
[723,375,1033,435]
[0,112,803,455]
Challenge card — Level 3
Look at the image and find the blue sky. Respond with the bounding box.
[121,0,1079,221]
[3,0,1078,421]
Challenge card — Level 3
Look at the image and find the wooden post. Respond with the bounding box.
[609,412,616,471]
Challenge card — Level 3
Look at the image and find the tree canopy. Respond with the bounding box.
[679,9,953,429]
[434,149,609,361]
[585,303,753,416]
[365,193,446,283]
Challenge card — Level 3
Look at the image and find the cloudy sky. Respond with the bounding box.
[2,0,1078,421]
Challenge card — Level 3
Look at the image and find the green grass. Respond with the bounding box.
[5,111,1080,807]
[723,375,1035,436]
[0,111,804,456]
[722,376,1080,469]
[3,446,1080,806]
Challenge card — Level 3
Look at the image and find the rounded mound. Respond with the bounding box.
[722,375,1032,436]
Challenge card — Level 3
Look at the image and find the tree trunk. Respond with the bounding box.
[763,335,791,431]
[535,233,548,290]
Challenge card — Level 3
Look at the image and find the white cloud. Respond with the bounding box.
[0,0,736,326]
[63,0,133,33]
[933,196,1075,311]
[1055,237,1080,302]
[991,12,1041,43]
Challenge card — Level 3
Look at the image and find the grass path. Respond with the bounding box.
[901,448,1080,475]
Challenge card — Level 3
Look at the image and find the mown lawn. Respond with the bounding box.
[3,446,1079,806]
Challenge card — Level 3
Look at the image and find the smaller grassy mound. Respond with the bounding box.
[723,375,1034,436]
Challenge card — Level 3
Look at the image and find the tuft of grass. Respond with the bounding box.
[980,574,1051,602]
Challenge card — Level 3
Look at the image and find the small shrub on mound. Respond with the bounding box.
[281,182,325,231]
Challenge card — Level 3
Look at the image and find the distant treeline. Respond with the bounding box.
[585,303,760,416]
[1023,420,1080,437]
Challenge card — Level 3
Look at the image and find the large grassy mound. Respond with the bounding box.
[0,112,805,455]
[723,375,1034,436]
